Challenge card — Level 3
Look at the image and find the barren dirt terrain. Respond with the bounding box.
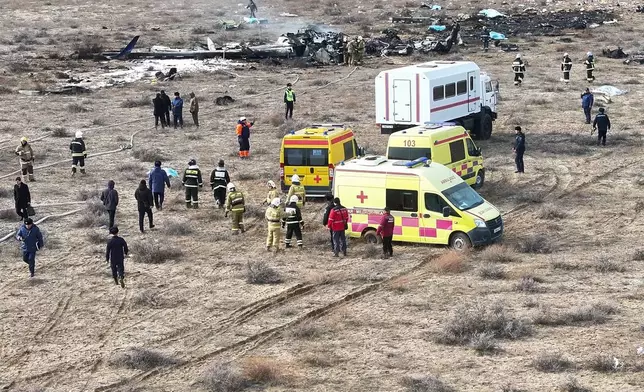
[1,0,644,391]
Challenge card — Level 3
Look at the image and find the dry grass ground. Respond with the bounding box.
[1,0,644,391]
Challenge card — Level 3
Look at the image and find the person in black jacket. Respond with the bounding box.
[210,159,230,209]
[160,90,172,126]
[153,93,167,129]
[100,180,119,228]
[14,177,31,220]
[134,180,155,232]
[513,126,526,173]
[106,226,128,288]
[593,107,611,146]
[283,195,304,248]
[321,193,334,250]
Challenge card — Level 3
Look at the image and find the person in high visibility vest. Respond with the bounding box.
[265,197,283,252]
[511,53,525,86]
[284,83,296,120]
[182,159,203,209]
[265,180,280,205]
[210,159,230,209]
[225,183,245,234]
[287,174,306,208]
[561,53,572,83]
[69,131,87,176]
[15,137,35,182]
[585,51,595,82]
[283,195,304,248]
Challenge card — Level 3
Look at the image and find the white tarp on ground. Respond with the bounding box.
[58,58,234,90]
[592,85,628,97]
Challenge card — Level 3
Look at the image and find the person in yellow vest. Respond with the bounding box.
[265,197,283,252]
[15,137,35,181]
[265,180,280,205]
[284,83,296,120]
[287,174,306,208]
[225,182,245,234]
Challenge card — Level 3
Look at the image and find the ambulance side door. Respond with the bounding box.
[421,192,457,245]
[385,176,420,243]
[447,139,475,184]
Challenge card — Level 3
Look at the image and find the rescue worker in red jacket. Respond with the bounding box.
[376,206,395,258]
[327,197,349,257]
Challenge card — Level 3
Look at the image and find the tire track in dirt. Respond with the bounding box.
[94,257,437,391]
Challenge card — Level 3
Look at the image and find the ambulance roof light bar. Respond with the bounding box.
[311,123,345,128]
[423,121,456,129]
[405,157,430,168]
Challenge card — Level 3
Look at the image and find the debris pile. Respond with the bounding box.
[283,27,346,65]
[601,47,644,65]
[365,24,460,57]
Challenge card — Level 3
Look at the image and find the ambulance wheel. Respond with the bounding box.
[363,230,380,244]
[475,170,485,189]
[450,232,471,251]
[480,114,493,140]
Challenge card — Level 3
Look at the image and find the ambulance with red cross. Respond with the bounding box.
[332,156,503,250]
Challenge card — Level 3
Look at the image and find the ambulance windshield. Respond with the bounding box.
[442,183,484,211]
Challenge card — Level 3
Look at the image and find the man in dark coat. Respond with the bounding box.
[106,226,128,288]
[16,218,43,278]
[148,161,171,210]
[160,90,172,126]
[134,180,155,232]
[321,193,334,250]
[100,180,119,228]
[153,93,167,129]
[14,177,31,220]
[593,107,611,146]
[513,126,526,173]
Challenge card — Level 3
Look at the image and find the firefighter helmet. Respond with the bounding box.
[75,131,83,138]
[291,174,300,183]
[267,180,276,188]
[227,182,236,191]
[289,195,299,204]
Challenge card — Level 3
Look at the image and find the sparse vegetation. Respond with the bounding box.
[430,251,467,274]
[131,242,183,264]
[480,245,520,263]
[121,96,151,108]
[401,375,456,392]
[594,256,626,273]
[0,188,11,198]
[48,127,68,137]
[72,210,108,228]
[163,220,194,236]
[362,243,381,259]
[551,260,584,271]
[246,261,283,284]
[76,189,101,201]
[558,377,592,392]
[85,231,106,244]
[241,356,285,386]
[516,234,552,254]
[132,290,165,308]
[501,385,527,392]
[132,148,165,162]
[633,249,644,261]
[537,204,568,219]
[477,263,506,279]
[468,332,500,354]
[290,321,323,339]
[533,352,572,372]
[108,347,178,370]
[73,38,103,59]
[435,302,532,346]
[201,363,249,392]
[301,352,334,367]
[587,354,621,373]
[67,103,89,113]
[515,276,543,292]
[0,86,12,94]
[534,303,617,326]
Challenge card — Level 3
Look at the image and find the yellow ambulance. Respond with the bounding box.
[333,156,503,250]
[386,123,485,188]
[280,124,360,198]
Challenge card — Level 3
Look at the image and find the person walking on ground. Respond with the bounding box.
[585,51,595,82]
[581,88,594,124]
[148,161,171,210]
[265,180,280,205]
[14,177,31,220]
[322,192,334,250]
[593,107,611,146]
[376,207,395,259]
[235,117,253,159]
[105,226,128,288]
[287,174,306,208]
[153,93,167,129]
[480,27,490,52]
[247,0,257,18]
[328,197,349,257]
[15,137,35,182]
[189,92,199,127]
[283,195,304,249]
[16,218,43,278]
[512,54,525,86]
[210,159,230,209]
[100,180,119,228]
[160,90,172,126]
[182,159,203,209]
[561,53,573,83]
[284,83,296,120]
[134,180,155,233]
[225,183,245,234]
[172,92,184,129]
[265,197,283,252]
[513,126,526,173]
[70,131,87,176]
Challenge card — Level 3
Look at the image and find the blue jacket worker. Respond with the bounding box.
[593,107,611,146]
[16,218,43,278]
[171,92,184,129]
[148,161,171,210]
[106,226,128,288]
[581,88,594,124]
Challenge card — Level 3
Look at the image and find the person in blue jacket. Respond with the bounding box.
[171,92,184,129]
[16,218,44,278]
[581,88,594,124]
[148,160,171,210]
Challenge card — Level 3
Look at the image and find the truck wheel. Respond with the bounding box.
[450,232,471,251]
[481,114,493,140]
[475,170,485,189]
[363,229,380,244]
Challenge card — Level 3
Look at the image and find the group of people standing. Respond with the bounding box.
[152,91,199,130]
[511,52,596,86]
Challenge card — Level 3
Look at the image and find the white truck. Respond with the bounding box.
[375,61,498,139]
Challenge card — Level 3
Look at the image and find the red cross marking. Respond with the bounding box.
[313,175,322,184]
[356,190,368,204]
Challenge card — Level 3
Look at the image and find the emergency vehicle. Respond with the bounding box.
[386,123,485,188]
[375,61,498,139]
[280,124,360,197]
[332,156,503,250]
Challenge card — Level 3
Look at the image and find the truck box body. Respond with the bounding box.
[375,61,497,138]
